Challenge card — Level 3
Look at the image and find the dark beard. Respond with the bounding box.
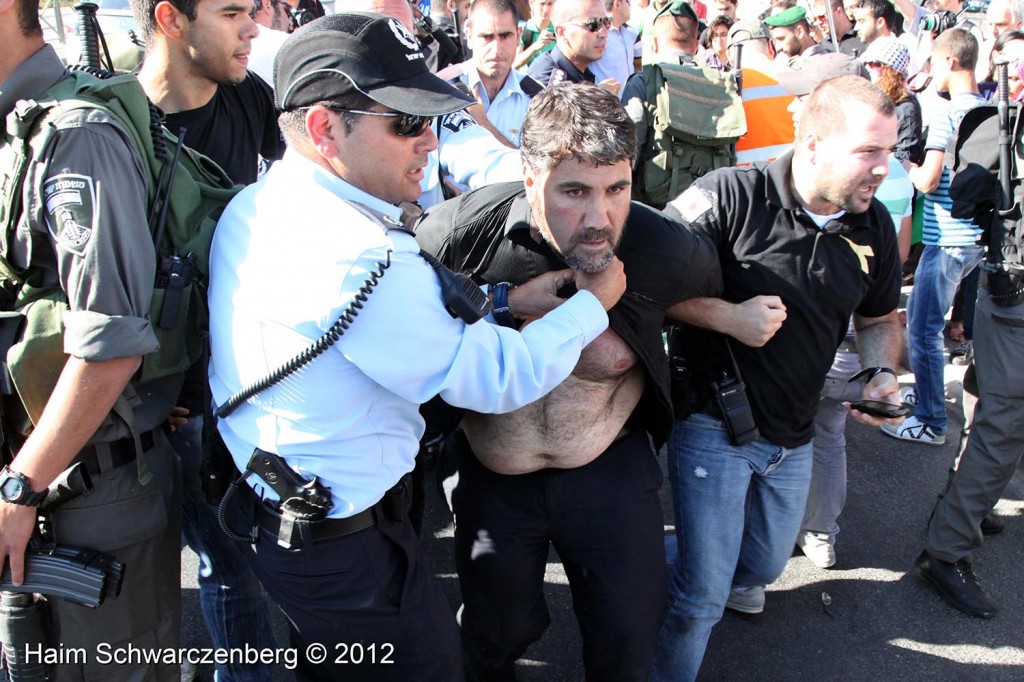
[560,227,618,273]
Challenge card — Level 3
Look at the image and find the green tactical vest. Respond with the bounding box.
[0,68,239,436]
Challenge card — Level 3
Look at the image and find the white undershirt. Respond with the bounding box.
[804,208,846,228]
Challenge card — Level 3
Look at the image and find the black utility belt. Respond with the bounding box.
[74,429,156,477]
[248,474,412,548]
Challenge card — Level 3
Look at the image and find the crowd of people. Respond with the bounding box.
[1,0,1021,679]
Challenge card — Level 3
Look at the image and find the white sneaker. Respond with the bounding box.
[725,585,765,614]
[881,416,945,445]
[797,531,836,568]
[900,386,918,407]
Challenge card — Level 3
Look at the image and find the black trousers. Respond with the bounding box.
[450,429,668,682]
[229,490,463,682]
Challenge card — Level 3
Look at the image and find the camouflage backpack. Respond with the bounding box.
[634,61,746,210]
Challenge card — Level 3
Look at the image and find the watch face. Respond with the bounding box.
[1,475,25,502]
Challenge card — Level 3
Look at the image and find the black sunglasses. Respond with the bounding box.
[328,107,435,137]
[566,16,612,32]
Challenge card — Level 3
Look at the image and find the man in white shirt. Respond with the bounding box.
[591,0,639,95]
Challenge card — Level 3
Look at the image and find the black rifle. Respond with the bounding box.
[986,58,1024,305]
[0,592,46,682]
[73,2,114,72]
[733,42,743,96]
[0,547,124,609]
[996,59,1013,210]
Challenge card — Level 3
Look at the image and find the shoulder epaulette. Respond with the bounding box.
[547,67,568,88]
[520,75,544,97]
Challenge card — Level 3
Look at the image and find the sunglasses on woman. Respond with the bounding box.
[566,16,612,32]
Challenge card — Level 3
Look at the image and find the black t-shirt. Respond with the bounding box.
[416,181,722,447]
[664,152,902,447]
[163,72,283,186]
[165,72,283,411]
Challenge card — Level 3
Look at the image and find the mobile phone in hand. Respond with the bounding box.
[850,400,912,419]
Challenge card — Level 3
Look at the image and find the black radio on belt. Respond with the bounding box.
[155,252,197,329]
[713,375,759,446]
[714,338,759,446]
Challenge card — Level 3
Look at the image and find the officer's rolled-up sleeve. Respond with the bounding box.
[33,111,158,361]
[339,242,609,414]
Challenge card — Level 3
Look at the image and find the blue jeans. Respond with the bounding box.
[651,413,813,682]
[906,244,984,434]
[173,416,277,682]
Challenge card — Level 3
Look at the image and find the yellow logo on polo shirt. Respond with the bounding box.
[839,235,874,274]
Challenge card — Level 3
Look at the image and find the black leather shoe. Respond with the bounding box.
[981,513,1005,536]
[915,550,997,619]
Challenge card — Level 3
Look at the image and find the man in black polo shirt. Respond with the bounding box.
[649,75,905,682]
[528,0,621,93]
[416,83,720,681]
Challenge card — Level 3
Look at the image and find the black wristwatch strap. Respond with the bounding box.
[491,282,515,328]
[0,466,47,507]
[847,366,898,383]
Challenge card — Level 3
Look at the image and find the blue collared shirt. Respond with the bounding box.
[209,150,609,518]
[460,63,534,147]
[591,24,639,96]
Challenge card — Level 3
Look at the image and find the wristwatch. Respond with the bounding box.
[0,466,47,507]
[490,282,516,328]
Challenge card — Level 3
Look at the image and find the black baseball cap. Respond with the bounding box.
[274,12,473,115]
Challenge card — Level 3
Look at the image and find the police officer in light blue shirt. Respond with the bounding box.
[207,12,626,681]
[453,0,544,146]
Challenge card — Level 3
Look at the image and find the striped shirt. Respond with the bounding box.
[921,91,987,247]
